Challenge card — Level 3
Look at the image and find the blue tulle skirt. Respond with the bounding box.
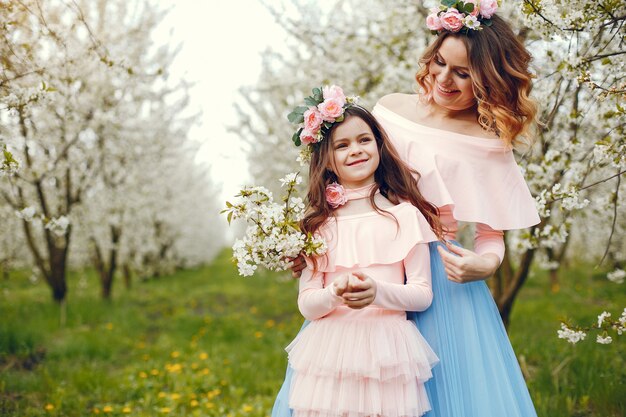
[272,241,537,417]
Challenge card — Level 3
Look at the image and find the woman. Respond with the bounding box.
[274,5,540,417]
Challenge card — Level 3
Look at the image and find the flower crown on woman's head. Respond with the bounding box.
[288,85,358,148]
[426,0,499,34]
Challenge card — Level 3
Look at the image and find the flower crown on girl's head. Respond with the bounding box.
[288,85,358,149]
[426,0,499,34]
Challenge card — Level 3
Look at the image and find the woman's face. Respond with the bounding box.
[428,36,475,111]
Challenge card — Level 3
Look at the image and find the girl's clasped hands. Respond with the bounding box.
[288,256,376,309]
[333,271,377,309]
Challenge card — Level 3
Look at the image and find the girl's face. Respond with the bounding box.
[328,116,380,189]
[428,36,475,111]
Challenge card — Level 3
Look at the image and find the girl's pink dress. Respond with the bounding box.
[286,199,439,417]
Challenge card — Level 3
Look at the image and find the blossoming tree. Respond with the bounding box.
[1,0,224,304]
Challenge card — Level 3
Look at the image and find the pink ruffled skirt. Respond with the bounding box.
[286,309,438,417]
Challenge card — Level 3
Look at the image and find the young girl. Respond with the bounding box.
[285,104,444,417]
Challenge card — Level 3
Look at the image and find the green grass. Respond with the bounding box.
[0,249,624,416]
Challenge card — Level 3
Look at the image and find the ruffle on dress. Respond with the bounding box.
[311,203,439,273]
[286,312,437,417]
[373,103,540,230]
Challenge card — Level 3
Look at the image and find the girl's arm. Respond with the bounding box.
[297,267,344,320]
[437,223,503,283]
[372,243,433,312]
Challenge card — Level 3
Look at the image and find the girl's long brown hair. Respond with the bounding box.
[301,106,444,245]
[415,15,538,148]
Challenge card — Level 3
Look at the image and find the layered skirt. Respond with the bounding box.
[286,309,437,417]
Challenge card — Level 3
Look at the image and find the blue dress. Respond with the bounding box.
[272,242,537,417]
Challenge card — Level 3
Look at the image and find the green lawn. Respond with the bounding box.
[0,249,624,416]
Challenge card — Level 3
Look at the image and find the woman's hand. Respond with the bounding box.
[437,242,500,283]
[342,272,377,309]
[287,255,306,278]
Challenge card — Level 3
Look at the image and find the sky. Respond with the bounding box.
[156,1,288,201]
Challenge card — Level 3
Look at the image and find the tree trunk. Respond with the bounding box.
[47,244,69,303]
[123,263,132,289]
[495,249,536,328]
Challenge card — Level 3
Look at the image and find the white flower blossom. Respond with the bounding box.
[224,173,326,277]
[597,311,611,327]
[607,269,625,284]
[45,216,70,236]
[596,335,612,344]
[15,206,37,221]
[557,323,587,344]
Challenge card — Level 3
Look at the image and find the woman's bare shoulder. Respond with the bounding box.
[377,93,418,110]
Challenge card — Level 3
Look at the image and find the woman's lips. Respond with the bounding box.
[437,83,459,96]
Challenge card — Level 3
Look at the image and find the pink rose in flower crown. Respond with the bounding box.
[318,98,345,122]
[440,8,465,33]
[426,11,443,31]
[322,85,346,107]
[303,107,323,133]
[325,182,347,208]
[479,0,498,19]
[300,129,318,145]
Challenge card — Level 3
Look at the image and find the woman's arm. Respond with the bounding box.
[297,268,344,320]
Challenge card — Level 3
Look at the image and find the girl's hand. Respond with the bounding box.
[287,255,306,278]
[333,274,350,297]
[437,242,500,283]
[342,272,377,309]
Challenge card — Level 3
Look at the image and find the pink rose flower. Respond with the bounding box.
[479,0,498,19]
[303,107,323,133]
[426,12,443,31]
[440,8,465,32]
[325,182,347,208]
[318,98,344,122]
[322,85,346,107]
[300,129,318,145]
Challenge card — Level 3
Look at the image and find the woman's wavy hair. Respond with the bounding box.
[301,106,444,247]
[415,15,538,147]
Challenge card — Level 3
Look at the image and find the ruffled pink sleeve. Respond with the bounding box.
[373,243,433,312]
[474,223,505,263]
[298,267,343,321]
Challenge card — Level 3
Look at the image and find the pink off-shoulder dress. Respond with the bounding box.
[286,197,439,417]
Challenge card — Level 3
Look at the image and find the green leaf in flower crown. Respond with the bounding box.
[313,87,323,102]
[292,128,302,146]
[442,0,457,8]
[304,96,318,106]
[288,106,308,124]
[335,114,344,122]
[323,121,333,129]
[462,2,474,13]
[483,19,493,27]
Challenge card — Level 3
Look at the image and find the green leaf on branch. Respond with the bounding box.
[304,97,318,106]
